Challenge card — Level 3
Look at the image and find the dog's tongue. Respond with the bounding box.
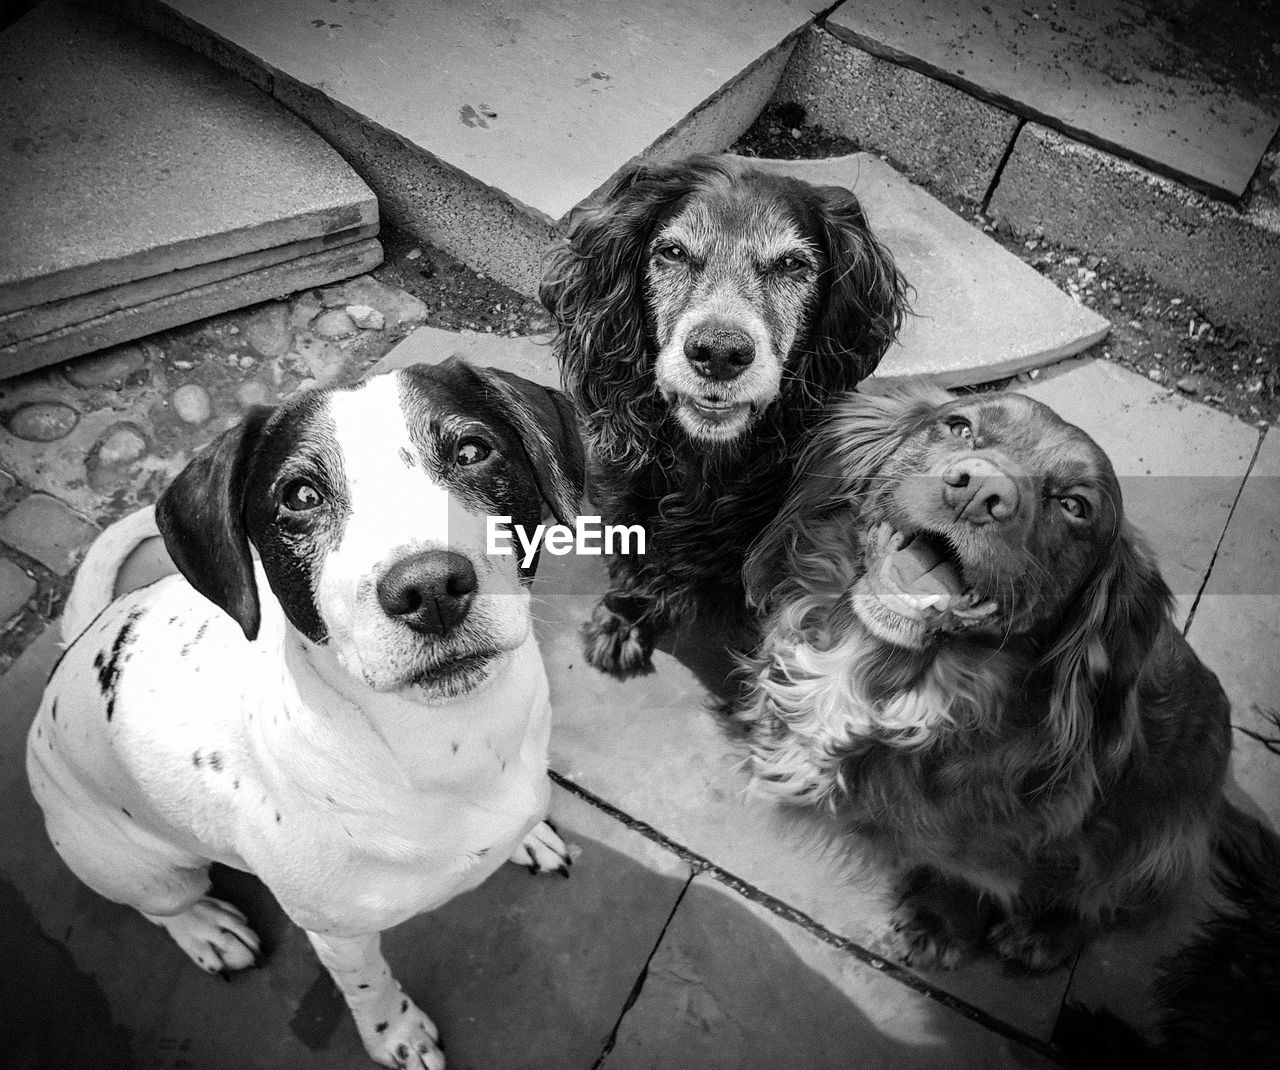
[884,539,965,601]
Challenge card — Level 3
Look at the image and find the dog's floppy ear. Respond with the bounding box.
[1040,523,1172,769]
[155,406,272,641]
[470,364,586,526]
[803,183,910,391]
[744,379,951,609]
[540,156,726,471]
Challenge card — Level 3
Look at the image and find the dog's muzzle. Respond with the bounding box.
[683,323,755,382]
[376,550,477,635]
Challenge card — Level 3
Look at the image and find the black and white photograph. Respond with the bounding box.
[1,0,1277,1067]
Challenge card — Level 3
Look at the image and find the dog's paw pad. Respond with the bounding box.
[509,820,571,877]
[145,896,262,974]
[582,602,654,677]
[361,1000,444,1070]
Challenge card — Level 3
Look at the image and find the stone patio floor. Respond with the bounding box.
[1,280,1276,1067]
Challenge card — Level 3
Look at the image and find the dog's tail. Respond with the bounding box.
[61,504,161,645]
[1054,797,1280,1069]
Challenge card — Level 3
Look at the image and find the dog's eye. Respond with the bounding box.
[655,243,688,264]
[456,437,492,466]
[947,418,973,439]
[775,255,809,274]
[1058,495,1091,520]
[281,480,323,512]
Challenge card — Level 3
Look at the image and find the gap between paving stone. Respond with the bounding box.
[551,771,1063,1065]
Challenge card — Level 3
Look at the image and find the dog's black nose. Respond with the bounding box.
[684,324,755,381]
[943,457,1020,524]
[377,550,477,634]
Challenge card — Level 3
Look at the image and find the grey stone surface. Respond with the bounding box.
[316,277,428,334]
[641,35,797,165]
[135,0,812,223]
[60,345,150,389]
[372,327,559,388]
[774,26,1017,203]
[608,875,1056,1069]
[0,227,377,350]
[0,494,98,575]
[0,2,377,316]
[988,123,1280,337]
[169,384,213,425]
[746,155,1110,386]
[1185,430,1280,833]
[0,623,690,1070]
[3,402,78,443]
[0,558,35,624]
[825,0,1278,198]
[3,240,384,378]
[1016,358,1261,626]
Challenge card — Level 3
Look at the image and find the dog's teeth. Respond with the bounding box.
[887,530,906,552]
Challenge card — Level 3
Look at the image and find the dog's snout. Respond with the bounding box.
[684,324,755,381]
[943,457,1019,524]
[377,550,477,635]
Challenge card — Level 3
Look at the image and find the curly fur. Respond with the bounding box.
[540,154,908,673]
[732,380,1234,972]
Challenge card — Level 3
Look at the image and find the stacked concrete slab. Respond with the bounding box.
[777,0,1280,335]
[112,0,815,296]
[0,2,382,378]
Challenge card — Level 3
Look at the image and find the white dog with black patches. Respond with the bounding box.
[28,359,584,1070]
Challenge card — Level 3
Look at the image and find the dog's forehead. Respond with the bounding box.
[969,394,1112,484]
[661,184,809,258]
[322,364,511,464]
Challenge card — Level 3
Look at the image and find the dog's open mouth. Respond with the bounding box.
[861,522,998,629]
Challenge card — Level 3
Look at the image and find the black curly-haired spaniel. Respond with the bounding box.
[540,154,908,675]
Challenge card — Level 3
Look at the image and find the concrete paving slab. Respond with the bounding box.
[3,240,385,378]
[0,558,35,625]
[1185,430,1280,832]
[371,326,559,388]
[531,552,1070,1042]
[0,493,98,575]
[0,225,378,349]
[775,26,1018,203]
[605,874,1057,1069]
[0,2,377,317]
[825,0,1279,199]
[1,623,692,1069]
[1015,358,1261,627]
[988,123,1280,339]
[745,155,1110,386]
[132,0,811,226]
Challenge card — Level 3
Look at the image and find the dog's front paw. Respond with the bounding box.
[582,599,655,677]
[988,913,1085,974]
[509,819,571,877]
[144,896,262,978]
[358,998,444,1070]
[888,904,970,971]
[887,869,991,971]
